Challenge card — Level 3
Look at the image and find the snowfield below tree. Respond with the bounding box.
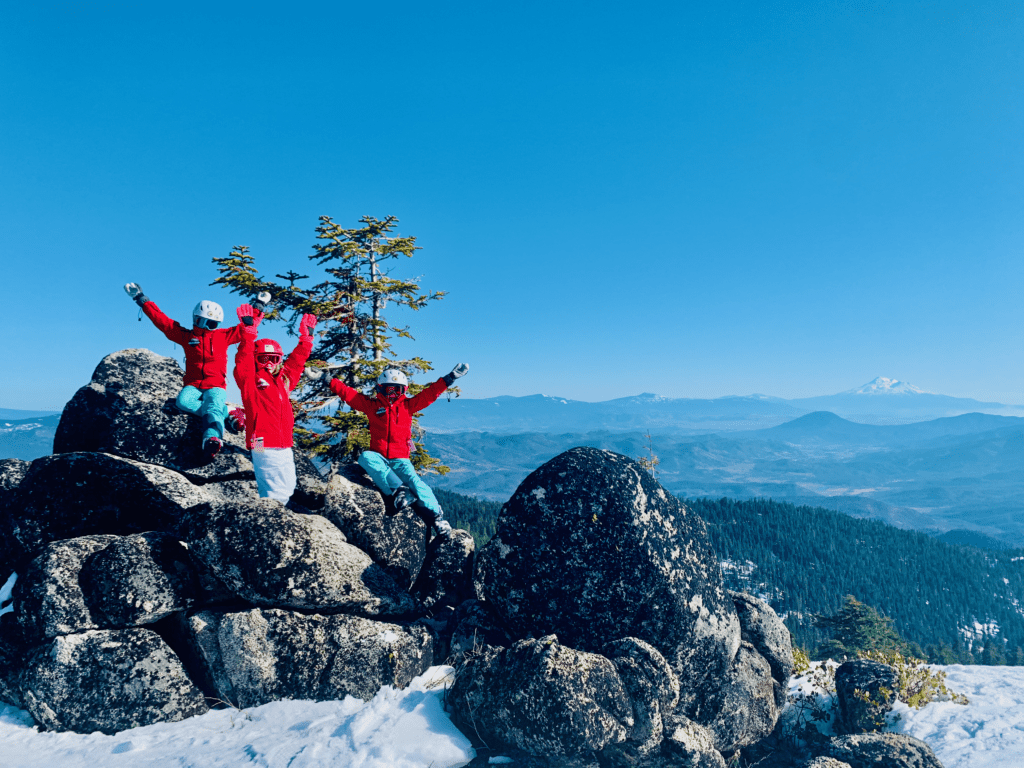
[0,663,1022,767]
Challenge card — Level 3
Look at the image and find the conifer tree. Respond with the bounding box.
[813,595,908,660]
[211,215,451,471]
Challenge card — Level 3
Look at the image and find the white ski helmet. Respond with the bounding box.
[193,300,224,330]
[377,369,408,388]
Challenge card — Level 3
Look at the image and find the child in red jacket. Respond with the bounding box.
[124,282,259,459]
[233,305,316,503]
[329,363,469,536]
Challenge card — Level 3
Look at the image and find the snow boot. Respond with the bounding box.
[202,436,222,462]
[226,407,246,435]
[413,499,451,539]
[386,486,416,517]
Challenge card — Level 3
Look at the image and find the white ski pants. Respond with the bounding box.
[251,447,296,502]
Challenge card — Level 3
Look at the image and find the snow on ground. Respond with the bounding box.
[0,666,476,768]
[893,665,1024,768]
[1,663,1023,767]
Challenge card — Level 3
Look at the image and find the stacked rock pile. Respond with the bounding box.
[0,349,473,733]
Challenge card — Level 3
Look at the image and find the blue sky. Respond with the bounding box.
[2,1,1023,410]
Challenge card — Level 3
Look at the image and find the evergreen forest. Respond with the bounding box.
[688,496,1024,665]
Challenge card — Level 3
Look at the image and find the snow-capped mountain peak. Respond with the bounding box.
[844,377,928,396]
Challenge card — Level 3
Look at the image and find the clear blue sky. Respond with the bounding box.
[2,1,1022,410]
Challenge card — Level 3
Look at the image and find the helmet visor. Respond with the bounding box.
[379,383,405,399]
[195,317,220,330]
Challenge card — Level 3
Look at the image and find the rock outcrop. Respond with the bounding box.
[20,628,208,734]
[0,349,443,735]
[180,498,416,615]
[475,447,741,717]
[183,608,434,708]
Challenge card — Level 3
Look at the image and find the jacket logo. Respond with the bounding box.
[188,338,200,346]
[257,378,270,390]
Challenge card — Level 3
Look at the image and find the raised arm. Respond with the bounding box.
[281,315,317,392]
[232,305,262,389]
[407,363,469,412]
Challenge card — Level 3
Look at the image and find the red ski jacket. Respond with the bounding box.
[330,377,448,459]
[142,301,245,390]
[233,335,313,450]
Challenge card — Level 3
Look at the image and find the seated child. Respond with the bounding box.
[124,282,256,459]
[329,364,469,537]
[233,305,316,503]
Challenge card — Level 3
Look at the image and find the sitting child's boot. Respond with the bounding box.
[202,436,222,461]
[226,408,246,435]
[386,486,415,517]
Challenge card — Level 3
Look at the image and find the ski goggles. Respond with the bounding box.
[378,383,406,398]
[194,317,220,330]
[256,353,282,366]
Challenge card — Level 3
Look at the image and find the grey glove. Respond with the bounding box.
[442,363,469,387]
[124,282,149,307]
[252,291,272,313]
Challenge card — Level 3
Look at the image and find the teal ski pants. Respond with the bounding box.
[176,386,227,443]
[358,451,443,518]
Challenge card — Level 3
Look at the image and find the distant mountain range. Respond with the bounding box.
[418,377,1024,434]
[422,409,1024,547]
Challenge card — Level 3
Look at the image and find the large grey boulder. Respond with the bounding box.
[660,714,728,768]
[706,641,779,752]
[730,590,793,709]
[79,531,199,627]
[14,535,119,640]
[20,627,208,734]
[475,447,740,716]
[321,466,428,589]
[834,659,899,734]
[184,607,434,708]
[447,634,634,757]
[180,498,416,616]
[413,527,476,611]
[6,452,208,565]
[825,733,944,767]
[601,637,681,763]
[54,348,252,480]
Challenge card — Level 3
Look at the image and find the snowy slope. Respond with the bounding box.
[1,663,1023,767]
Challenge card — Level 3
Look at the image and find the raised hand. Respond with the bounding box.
[124,283,149,306]
[237,304,263,337]
[299,314,318,339]
[443,363,469,386]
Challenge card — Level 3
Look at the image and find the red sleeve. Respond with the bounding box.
[281,336,313,392]
[234,336,255,390]
[225,323,245,345]
[330,378,376,415]
[406,377,448,414]
[142,301,190,345]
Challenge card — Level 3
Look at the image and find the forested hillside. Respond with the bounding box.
[689,496,1024,664]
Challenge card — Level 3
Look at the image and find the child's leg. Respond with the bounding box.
[388,459,444,519]
[251,447,296,502]
[175,386,203,415]
[358,451,402,496]
[199,388,228,443]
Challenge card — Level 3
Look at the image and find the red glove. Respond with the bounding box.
[299,314,318,339]
[237,304,263,338]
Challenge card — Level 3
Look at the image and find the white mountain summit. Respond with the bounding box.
[843,377,929,396]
